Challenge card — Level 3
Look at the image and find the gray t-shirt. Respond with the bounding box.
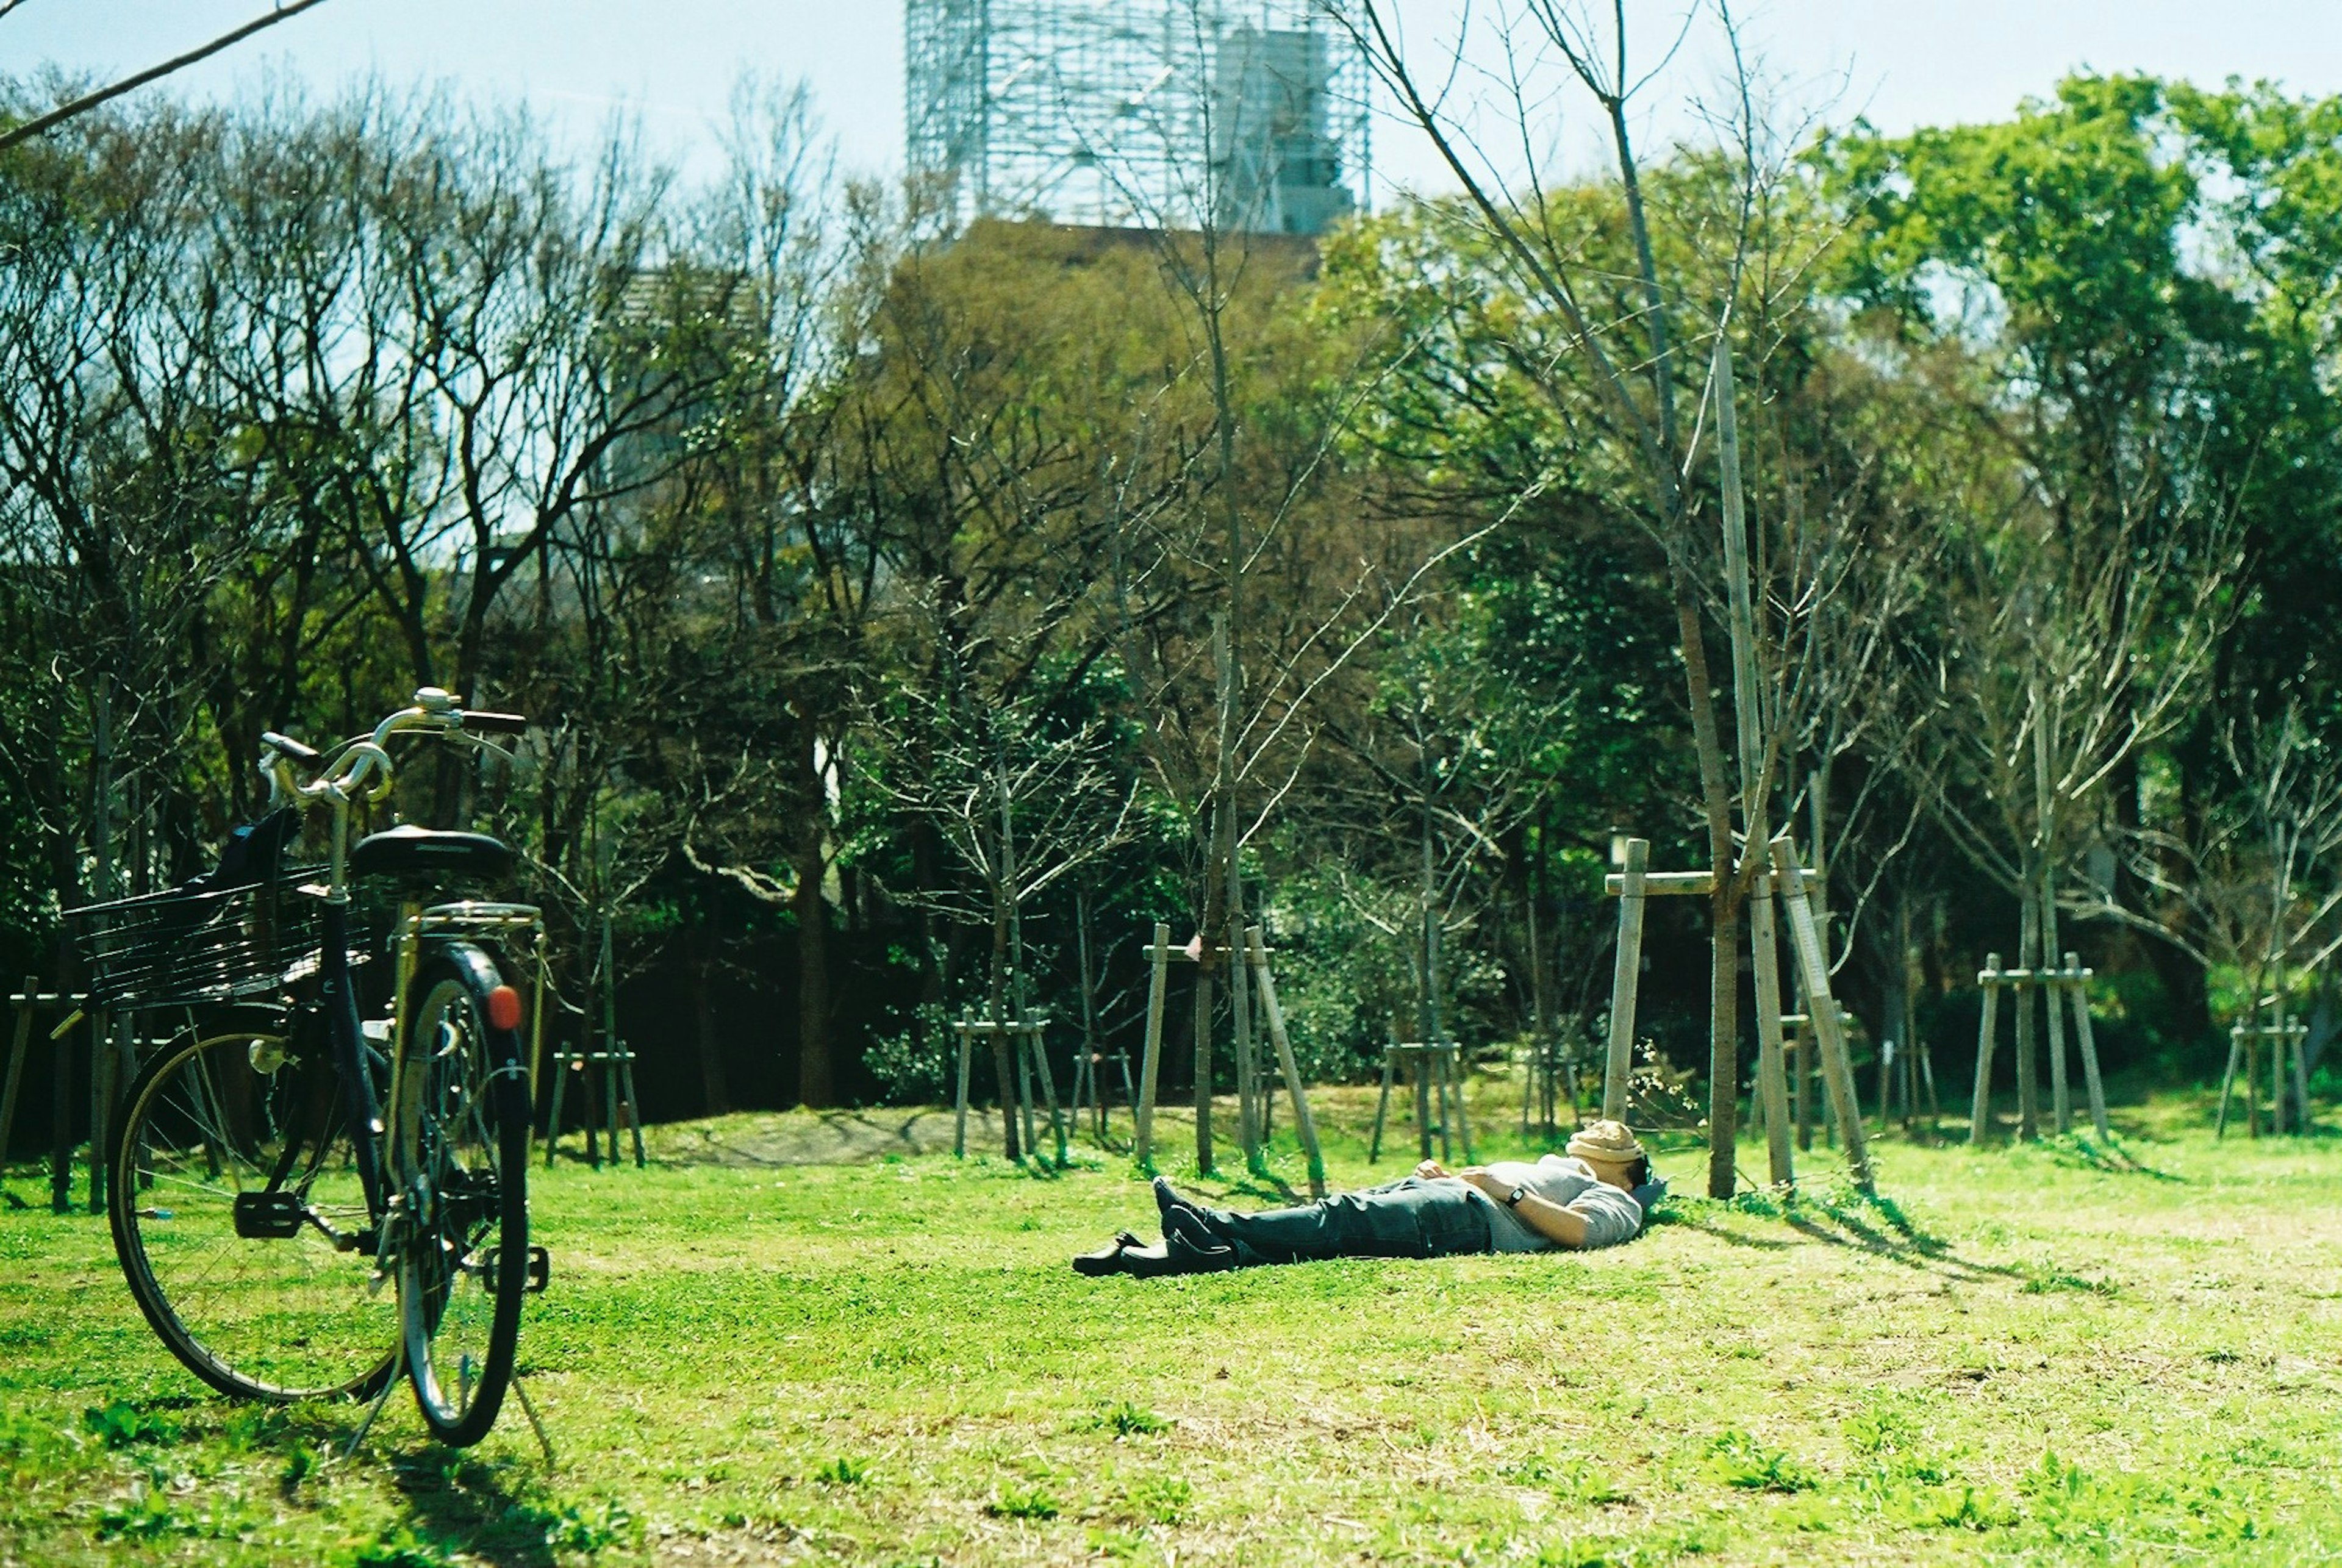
[1463,1155,1645,1252]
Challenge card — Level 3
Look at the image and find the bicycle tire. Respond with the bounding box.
[108,1008,398,1403]
[393,948,529,1447]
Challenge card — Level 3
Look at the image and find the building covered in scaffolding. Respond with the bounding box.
[904,1,1370,235]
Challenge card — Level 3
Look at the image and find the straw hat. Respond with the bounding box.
[1566,1120,1646,1167]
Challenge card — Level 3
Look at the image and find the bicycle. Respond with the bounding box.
[74,687,549,1447]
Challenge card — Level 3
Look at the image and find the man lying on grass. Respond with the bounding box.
[1075,1120,1661,1277]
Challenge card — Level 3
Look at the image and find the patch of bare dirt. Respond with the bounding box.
[632,1108,966,1167]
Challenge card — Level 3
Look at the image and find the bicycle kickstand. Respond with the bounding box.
[343,1344,406,1461]
[509,1369,556,1467]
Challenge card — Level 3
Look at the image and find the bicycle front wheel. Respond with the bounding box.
[109,1011,398,1403]
[393,951,529,1447]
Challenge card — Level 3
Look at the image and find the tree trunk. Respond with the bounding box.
[1195,823,1225,1176]
[2124,752,2213,1047]
[1710,889,1743,1192]
[693,882,731,1117]
[1670,585,1740,1201]
[2014,880,2041,1141]
[1192,959,1217,1175]
[793,726,834,1110]
[1882,895,1913,1130]
[989,893,1022,1162]
[1527,814,1552,1045]
[1420,795,1444,1044]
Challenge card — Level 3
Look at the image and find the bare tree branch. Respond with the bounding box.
[0,0,335,154]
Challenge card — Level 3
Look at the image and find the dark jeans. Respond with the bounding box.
[1197,1178,1494,1267]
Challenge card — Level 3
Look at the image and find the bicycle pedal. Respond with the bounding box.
[231,1191,303,1239]
[484,1245,552,1295]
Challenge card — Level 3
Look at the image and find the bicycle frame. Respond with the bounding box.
[257,688,536,1245]
[319,899,390,1226]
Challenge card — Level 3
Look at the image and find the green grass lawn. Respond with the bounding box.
[4,1084,2341,1567]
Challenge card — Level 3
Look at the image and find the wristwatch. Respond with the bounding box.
[1505,1186,1528,1208]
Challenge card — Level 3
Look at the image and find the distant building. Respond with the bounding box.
[904,0,1370,235]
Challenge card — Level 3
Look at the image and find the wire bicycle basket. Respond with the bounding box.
[65,872,331,1009]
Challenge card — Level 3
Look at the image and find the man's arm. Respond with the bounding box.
[1504,1191,1597,1248]
[1456,1170,1635,1250]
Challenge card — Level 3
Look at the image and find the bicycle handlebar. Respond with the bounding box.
[463,711,528,736]
[260,688,529,811]
[259,730,320,766]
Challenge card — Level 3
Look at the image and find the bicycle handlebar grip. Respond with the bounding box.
[259,730,322,765]
[461,711,528,736]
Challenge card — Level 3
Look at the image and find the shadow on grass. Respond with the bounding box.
[1656,1183,2033,1286]
[68,1389,580,1567]
[2046,1133,2183,1181]
[385,1444,599,1568]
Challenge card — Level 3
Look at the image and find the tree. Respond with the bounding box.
[867,675,1136,1161]
[1828,75,2271,1103]
[1343,0,1862,1194]
[2104,701,2342,1097]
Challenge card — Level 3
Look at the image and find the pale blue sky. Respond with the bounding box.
[7,2,2341,196]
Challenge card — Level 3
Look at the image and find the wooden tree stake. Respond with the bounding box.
[2045,943,2072,1135]
[1749,890,1794,1187]
[1603,838,1650,1120]
[2066,952,2111,1140]
[1023,1011,1068,1166]
[1192,960,1216,1175]
[0,976,35,1197]
[1970,951,2003,1145]
[1247,925,1325,1198]
[1771,836,1872,1190]
[953,1017,975,1159]
[1134,923,1169,1168]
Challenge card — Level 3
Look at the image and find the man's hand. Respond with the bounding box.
[1455,1168,1507,1201]
[1414,1159,1450,1180]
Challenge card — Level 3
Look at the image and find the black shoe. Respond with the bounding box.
[1160,1208,1239,1272]
[1153,1175,1220,1230]
[1117,1241,1184,1278]
[1155,1178,1236,1247]
[1072,1230,1147,1277]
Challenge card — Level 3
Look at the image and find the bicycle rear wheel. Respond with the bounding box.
[108,1011,398,1402]
[393,950,529,1447]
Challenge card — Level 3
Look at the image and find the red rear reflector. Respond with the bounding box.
[486,985,523,1032]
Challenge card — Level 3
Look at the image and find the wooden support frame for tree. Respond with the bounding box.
[1969,953,2110,1144]
[950,1012,1064,1164]
[1131,924,1324,1196]
[1601,834,1869,1190]
[544,1041,646,1170]
[1771,842,1874,1191]
[2218,994,2312,1140]
[2,990,121,1214]
[1519,1034,1573,1138]
[0,976,37,1208]
[1367,1037,1474,1167]
[1068,896,1137,1147]
[1762,1008,1852,1150]
[1067,1026,1138,1149]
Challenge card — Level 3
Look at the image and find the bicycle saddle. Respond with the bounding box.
[349,825,515,883]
